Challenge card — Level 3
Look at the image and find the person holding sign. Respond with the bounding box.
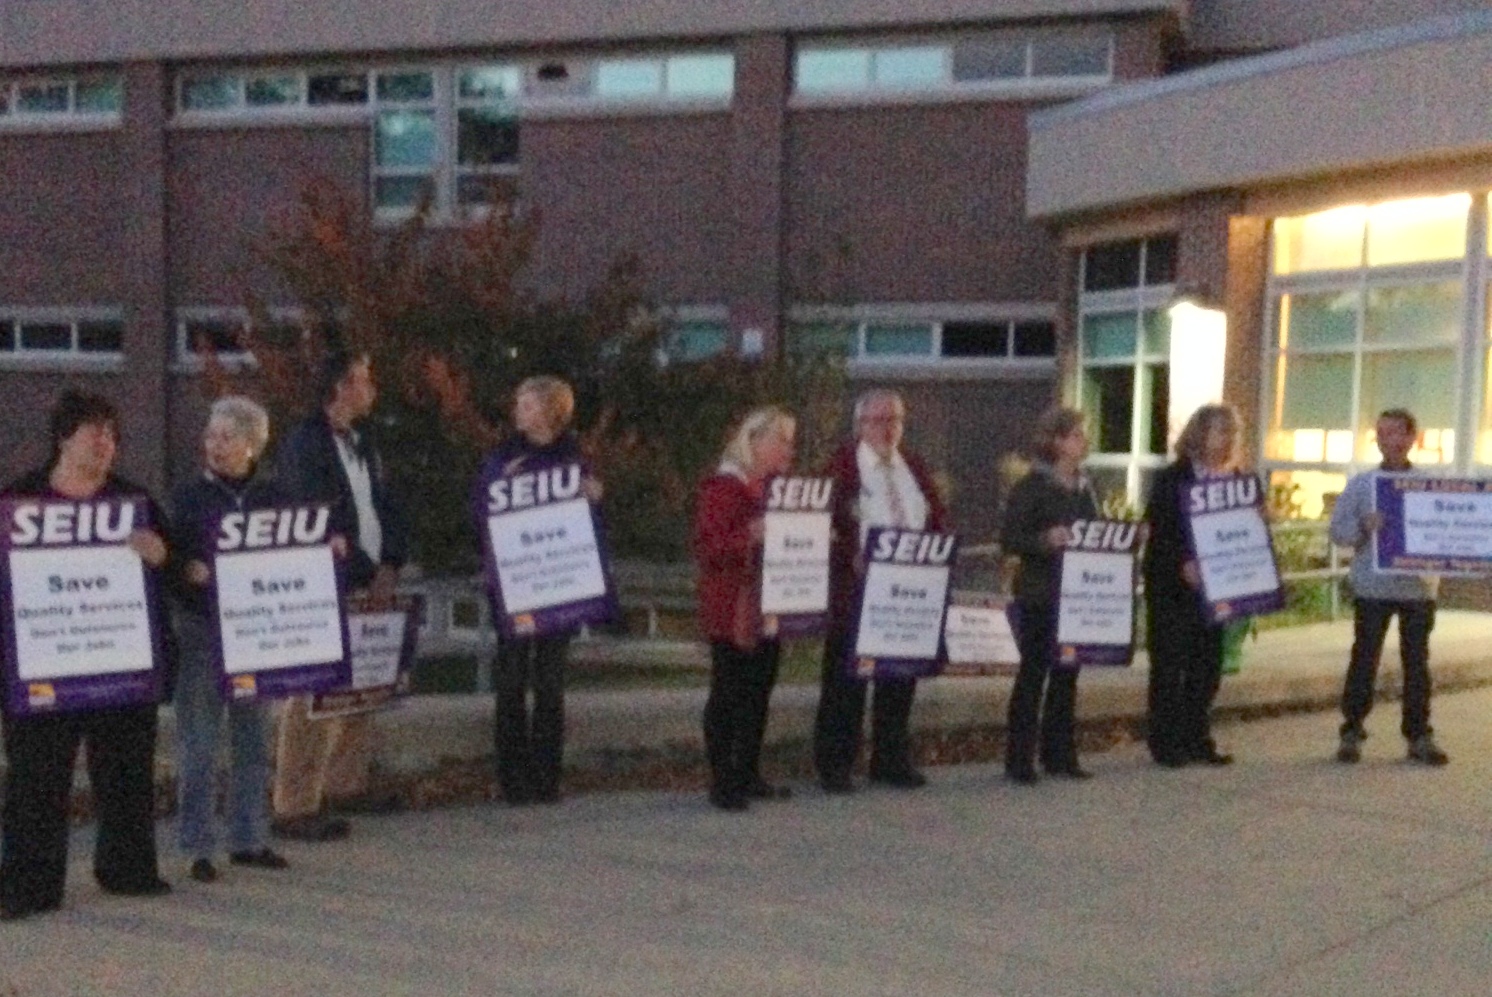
[1,392,172,920]
[1143,404,1243,769]
[999,408,1100,785]
[477,376,601,805]
[814,390,949,794]
[271,350,409,842]
[692,406,797,811]
[1328,409,1447,766]
[166,397,295,883]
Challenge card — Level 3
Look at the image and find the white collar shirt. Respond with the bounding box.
[335,430,383,565]
[855,440,928,544]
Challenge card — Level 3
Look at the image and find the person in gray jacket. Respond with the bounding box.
[1329,408,1447,766]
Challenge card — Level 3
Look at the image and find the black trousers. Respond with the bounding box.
[494,634,570,800]
[703,640,780,797]
[1341,599,1435,741]
[1,705,162,913]
[1145,591,1224,762]
[813,632,917,782]
[1006,600,1079,773]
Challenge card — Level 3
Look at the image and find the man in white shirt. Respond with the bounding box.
[271,351,409,841]
[813,390,949,793]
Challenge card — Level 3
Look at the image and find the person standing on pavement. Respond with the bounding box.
[167,397,294,882]
[1143,404,1241,769]
[1,391,173,920]
[1330,408,1447,766]
[476,376,600,805]
[691,406,797,812]
[813,389,949,794]
[999,408,1100,785]
[271,350,409,841]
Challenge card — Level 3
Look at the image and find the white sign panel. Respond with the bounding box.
[943,603,1019,667]
[488,497,607,615]
[853,562,951,659]
[9,545,153,680]
[215,545,344,675]
[1057,550,1134,647]
[761,510,831,615]
[1192,506,1280,604]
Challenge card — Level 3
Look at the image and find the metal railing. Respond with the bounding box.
[404,521,1350,686]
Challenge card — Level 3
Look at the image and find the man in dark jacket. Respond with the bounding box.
[813,389,949,793]
[270,351,409,841]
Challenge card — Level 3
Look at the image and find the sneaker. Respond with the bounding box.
[1407,735,1449,766]
[1337,730,1364,764]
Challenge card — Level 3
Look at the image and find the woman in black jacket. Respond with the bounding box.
[1,392,173,920]
[1143,403,1243,768]
[474,376,601,805]
[168,396,293,883]
[1000,408,1099,784]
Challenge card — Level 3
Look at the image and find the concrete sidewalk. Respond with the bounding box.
[7,682,1492,996]
[368,610,1492,779]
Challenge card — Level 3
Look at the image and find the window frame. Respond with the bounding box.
[173,306,307,372]
[0,75,124,132]
[0,307,126,370]
[786,304,1058,378]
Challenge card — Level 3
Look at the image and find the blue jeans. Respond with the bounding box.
[174,613,271,858]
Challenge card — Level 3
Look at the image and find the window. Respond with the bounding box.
[175,308,305,367]
[456,66,521,208]
[1077,236,1177,503]
[1266,194,1479,515]
[663,320,731,363]
[786,315,1057,361]
[794,31,1111,97]
[372,70,439,211]
[0,310,124,361]
[0,75,122,126]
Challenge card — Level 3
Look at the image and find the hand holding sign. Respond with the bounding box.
[761,476,833,638]
[1181,474,1285,622]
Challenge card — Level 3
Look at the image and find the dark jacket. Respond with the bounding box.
[1,467,176,702]
[274,411,408,590]
[1001,463,1100,605]
[821,440,950,626]
[1142,459,1197,601]
[166,469,288,618]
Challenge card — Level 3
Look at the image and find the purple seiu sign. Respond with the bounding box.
[1181,473,1285,624]
[478,457,617,640]
[1373,475,1492,576]
[309,593,423,719]
[845,527,957,680]
[209,504,351,701]
[0,496,166,716]
[1053,518,1139,668]
[760,476,834,639]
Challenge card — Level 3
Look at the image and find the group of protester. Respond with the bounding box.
[0,364,1449,920]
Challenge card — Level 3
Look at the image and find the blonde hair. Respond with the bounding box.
[207,395,271,458]
[721,405,796,473]
[1174,403,1242,469]
[514,375,576,429]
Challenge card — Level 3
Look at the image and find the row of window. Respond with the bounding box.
[795,33,1112,95]
[0,77,122,121]
[177,54,736,117]
[789,318,1056,360]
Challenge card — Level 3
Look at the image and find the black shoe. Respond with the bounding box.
[869,768,928,789]
[329,790,404,816]
[230,848,289,870]
[1044,764,1093,780]
[1006,766,1039,786]
[1194,748,1234,766]
[189,859,218,883]
[0,900,33,921]
[746,778,792,800]
[532,786,561,805]
[708,788,749,812]
[820,776,857,795]
[272,815,351,842]
[100,877,172,898]
[1154,753,1190,769]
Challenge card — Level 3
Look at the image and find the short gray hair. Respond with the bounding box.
[207,395,271,458]
[853,389,905,423]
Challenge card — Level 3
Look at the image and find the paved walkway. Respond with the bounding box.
[6,680,1492,996]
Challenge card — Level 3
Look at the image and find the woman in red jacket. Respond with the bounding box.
[691,406,796,812]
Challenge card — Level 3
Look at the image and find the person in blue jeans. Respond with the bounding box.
[1329,408,1447,766]
[168,396,295,882]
